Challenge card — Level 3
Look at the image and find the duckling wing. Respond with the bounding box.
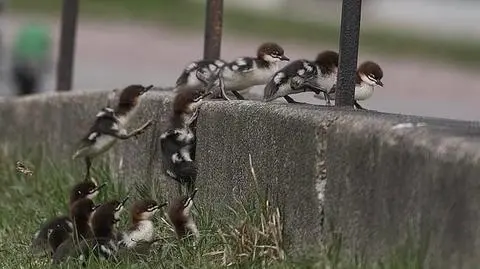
[264,60,315,100]
[76,115,120,149]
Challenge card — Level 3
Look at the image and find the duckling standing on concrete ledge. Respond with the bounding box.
[263,50,339,104]
[117,199,168,255]
[160,89,211,194]
[174,59,227,93]
[210,42,290,100]
[52,196,130,265]
[167,188,199,240]
[72,84,154,181]
[314,61,384,109]
[31,178,106,256]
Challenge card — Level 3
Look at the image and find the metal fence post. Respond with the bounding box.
[56,0,79,92]
[335,0,362,107]
[203,0,223,60]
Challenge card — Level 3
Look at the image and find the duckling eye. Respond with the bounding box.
[77,191,82,195]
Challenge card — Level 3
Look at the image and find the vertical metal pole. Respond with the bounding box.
[56,0,79,92]
[335,0,362,107]
[203,0,223,60]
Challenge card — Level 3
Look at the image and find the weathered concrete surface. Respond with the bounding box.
[195,101,334,252]
[325,113,480,268]
[2,90,480,267]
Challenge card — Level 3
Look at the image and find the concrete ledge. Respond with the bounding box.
[1,90,480,267]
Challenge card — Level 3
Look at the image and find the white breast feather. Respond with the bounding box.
[90,135,117,156]
[116,115,129,127]
[179,146,193,162]
[354,83,375,100]
[122,220,154,248]
[315,72,337,92]
[177,129,194,143]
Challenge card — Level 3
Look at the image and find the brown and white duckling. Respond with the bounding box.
[174,59,227,93]
[72,84,153,180]
[49,198,100,255]
[167,188,199,240]
[213,42,290,100]
[52,196,129,265]
[160,90,210,194]
[118,200,168,253]
[263,50,339,104]
[314,61,384,109]
[31,178,106,255]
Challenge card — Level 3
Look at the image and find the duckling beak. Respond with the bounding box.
[190,188,198,200]
[193,91,212,102]
[91,182,107,193]
[140,85,154,95]
[147,205,159,212]
[376,80,384,87]
[201,91,212,99]
[280,55,289,61]
[119,196,129,208]
[159,202,169,208]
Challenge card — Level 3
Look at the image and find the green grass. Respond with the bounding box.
[0,147,428,268]
[9,0,480,69]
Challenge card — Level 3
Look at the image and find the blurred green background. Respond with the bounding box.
[10,0,480,68]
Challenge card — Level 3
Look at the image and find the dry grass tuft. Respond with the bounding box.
[217,154,285,267]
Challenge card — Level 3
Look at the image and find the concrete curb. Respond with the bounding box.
[1,90,480,267]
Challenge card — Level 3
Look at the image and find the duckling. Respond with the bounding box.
[174,59,227,93]
[72,84,153,180]
[167,188,199,240]
[213,42,290,100]
[31,178,106,255]
[160,89,210,194]
[314,61,384,109]
[49,198,99,254]
[52,196,129,265]
[118,200,168,255]
[264,50,338,103]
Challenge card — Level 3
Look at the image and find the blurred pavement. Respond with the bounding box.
[0,15,479,121]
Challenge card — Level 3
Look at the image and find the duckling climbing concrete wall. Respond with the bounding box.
[2,89,480,268]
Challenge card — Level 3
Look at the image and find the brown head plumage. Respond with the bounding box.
[70,198,99,239]
[129,199,168,224]
[314,50,339,75]
[356,61,384,87]
[257,42,289,62]
[69,179,106,206]
[116,84,153,115]
[167,188,199,239]
[91,196,129,238]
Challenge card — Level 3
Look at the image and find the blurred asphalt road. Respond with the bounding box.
[1,15,479,121]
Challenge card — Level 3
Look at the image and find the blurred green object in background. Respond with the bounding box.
[12,23,52,62]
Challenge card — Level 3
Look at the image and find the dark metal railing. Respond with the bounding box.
[335,0,362,107]
[56,0,79,92]
[203,0,224,60]
[56,0,361,106]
